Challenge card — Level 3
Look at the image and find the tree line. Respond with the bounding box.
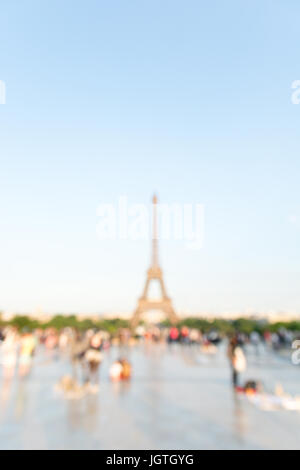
[0,313,300,336]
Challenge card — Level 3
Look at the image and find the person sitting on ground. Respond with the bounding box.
[235,380,263,395]
[120,358,131,380]
[109,360,123,381]
[109,358,132,381]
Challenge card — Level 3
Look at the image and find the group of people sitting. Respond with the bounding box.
[109,358,132,382]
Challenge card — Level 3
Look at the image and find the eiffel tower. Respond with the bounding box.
[131,195,178,327]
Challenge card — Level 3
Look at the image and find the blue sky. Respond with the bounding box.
[0,0,300,315]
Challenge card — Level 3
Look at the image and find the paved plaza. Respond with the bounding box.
[0,343,299,450]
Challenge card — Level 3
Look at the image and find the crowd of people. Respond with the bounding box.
[0,326,134,390]
[0,328,37,380]
[135,325,222,347]
[0,323,298,396]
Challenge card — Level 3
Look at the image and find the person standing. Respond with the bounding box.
[227,335,247,388]
[18,331,36,378]
[84,331,103,385]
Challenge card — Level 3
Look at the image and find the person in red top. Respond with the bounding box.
[180,326,190,344]
[169,327,179,343]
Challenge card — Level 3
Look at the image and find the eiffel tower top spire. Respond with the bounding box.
[152,194,159,269]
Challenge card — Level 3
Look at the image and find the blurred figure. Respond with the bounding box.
[18,331,36,378]
[207,330,222,346]
[101,331,111,351]
[1,328,19,380]
[227,335,247,388]
[201,339,218,355]
[0,329,5,342]
[59,329,71,354]
[45,329,59,351]
[263,330,272,347]
[151,326,161,343]
[243,380,263,394]
[250,330,261,355]
[168,326,179,344]
[180,326,190,345]
[109,358,132,382]
[84,331,103,385]
[271,332,280,350]
[109,360,123,382]
[189,328,202,346]
[119,358,131,380]
[70,331,88,382]
[135,325,146,341]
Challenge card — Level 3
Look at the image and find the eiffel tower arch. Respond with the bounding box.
[131,195,179,328]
